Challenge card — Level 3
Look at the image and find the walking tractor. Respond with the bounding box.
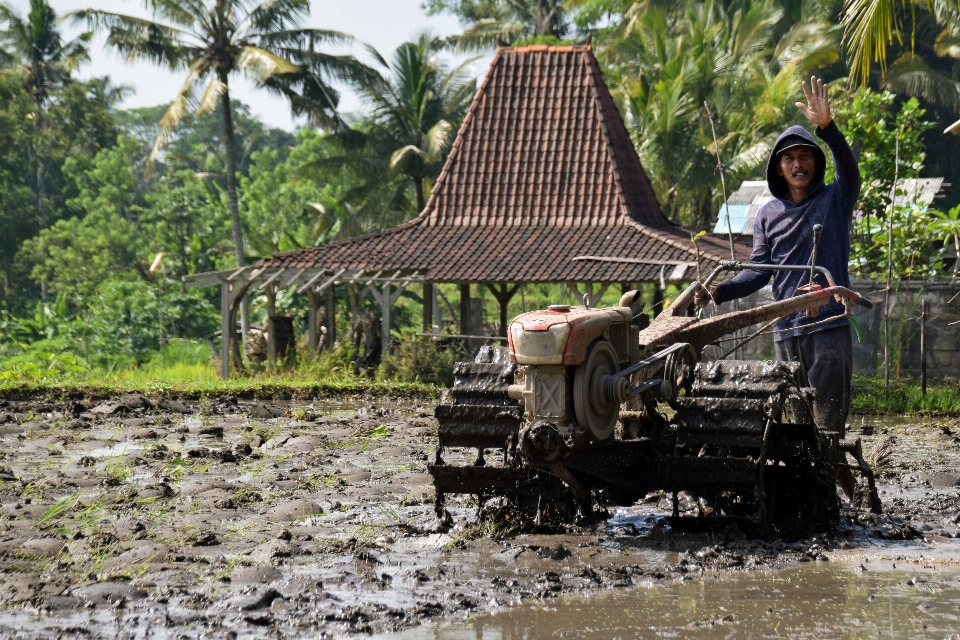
[429,259,883,536]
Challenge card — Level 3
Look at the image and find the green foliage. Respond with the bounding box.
[0,348,83,383]
[928,204,960,277]
[426,0,571,50]
[0,0,90,106]
[18,136,149,299]
[74,279,217,367]
[240,130,336,256]
[142,169,232,277]
[0,291,71,344]
[63,135,145,221]
[18,209,145,300]
[832,90,932,216]
[0,72,120,296]
[832,89,936,277]
[381,333,458,386]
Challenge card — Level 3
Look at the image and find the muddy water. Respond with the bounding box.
[396,558,960,639]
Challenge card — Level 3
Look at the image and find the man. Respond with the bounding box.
[696,76,860,456]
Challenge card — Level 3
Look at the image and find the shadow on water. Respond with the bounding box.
[392,559,960,639]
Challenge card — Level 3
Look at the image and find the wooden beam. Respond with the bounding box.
[184,270,233,288]
[593,282,611,304]
[571,255,699,268]
[226,266,248,281]
[367,273,410,357]
[259,267,286,290]
[299,267,346,295]
[228,281,252,372]
[280,267,306,288]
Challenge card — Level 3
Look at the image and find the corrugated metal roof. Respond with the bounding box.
[712,181,774,235]
[894,178,945,208]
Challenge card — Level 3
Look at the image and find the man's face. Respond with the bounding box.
[777,147,817,197]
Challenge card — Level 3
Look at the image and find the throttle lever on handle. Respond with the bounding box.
[805,224,824,318]
[808,223,823,289]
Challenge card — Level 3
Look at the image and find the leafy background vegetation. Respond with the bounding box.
[1,0,958,390]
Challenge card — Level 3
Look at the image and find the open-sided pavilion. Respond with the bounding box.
[186,43,739,378]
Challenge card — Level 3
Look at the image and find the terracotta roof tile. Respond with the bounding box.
[254,46,748,281]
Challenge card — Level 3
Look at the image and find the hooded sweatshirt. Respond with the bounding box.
[715,122,860,341]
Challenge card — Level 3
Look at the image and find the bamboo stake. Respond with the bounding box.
[704,101,742,358]
[921,299,927,396]
[884,134,900,393]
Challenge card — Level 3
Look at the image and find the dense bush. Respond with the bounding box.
[74,280,217,367]
[381,333,459,387]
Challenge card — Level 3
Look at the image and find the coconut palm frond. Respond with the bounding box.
[69,9,191,70]
[237,45,297,81]
[841,0,901,84]
[884,52,960,111]
[150,58,207,163]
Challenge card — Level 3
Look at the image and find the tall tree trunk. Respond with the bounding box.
[32,95,47,226]
[414,176,425,213]
[220,81,250,336]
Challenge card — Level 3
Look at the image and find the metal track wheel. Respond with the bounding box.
[574,340,620,441]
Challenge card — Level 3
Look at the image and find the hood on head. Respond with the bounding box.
[766,125,826,200]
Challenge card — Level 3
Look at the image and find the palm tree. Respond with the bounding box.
[878,5,960,113]
[841,0,959,86]
[352,33,475,212]
[433,0,571,50]
[0,0,91,215]
[72,0,362,293]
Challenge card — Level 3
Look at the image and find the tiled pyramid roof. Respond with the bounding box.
[257,44,741,282]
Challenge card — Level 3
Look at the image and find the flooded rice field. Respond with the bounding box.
[0,396,958,638]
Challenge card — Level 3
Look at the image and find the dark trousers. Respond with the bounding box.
[774,325,853,437]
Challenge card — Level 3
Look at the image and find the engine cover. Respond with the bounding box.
[508,305,635,365]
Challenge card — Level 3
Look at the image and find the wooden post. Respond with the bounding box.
[381,282,391,357]
[487,283,520,337]
[220,280,231,379]
[498,285,509,337]
[921,299,928,396]
[325,285,336,348]
[459,283,470,335]
[308,287,318,352]
[366,274,408,358]
[423,281,434,332]
[266,285,277,365]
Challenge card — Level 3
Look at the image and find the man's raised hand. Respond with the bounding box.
[796,76,832,129]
